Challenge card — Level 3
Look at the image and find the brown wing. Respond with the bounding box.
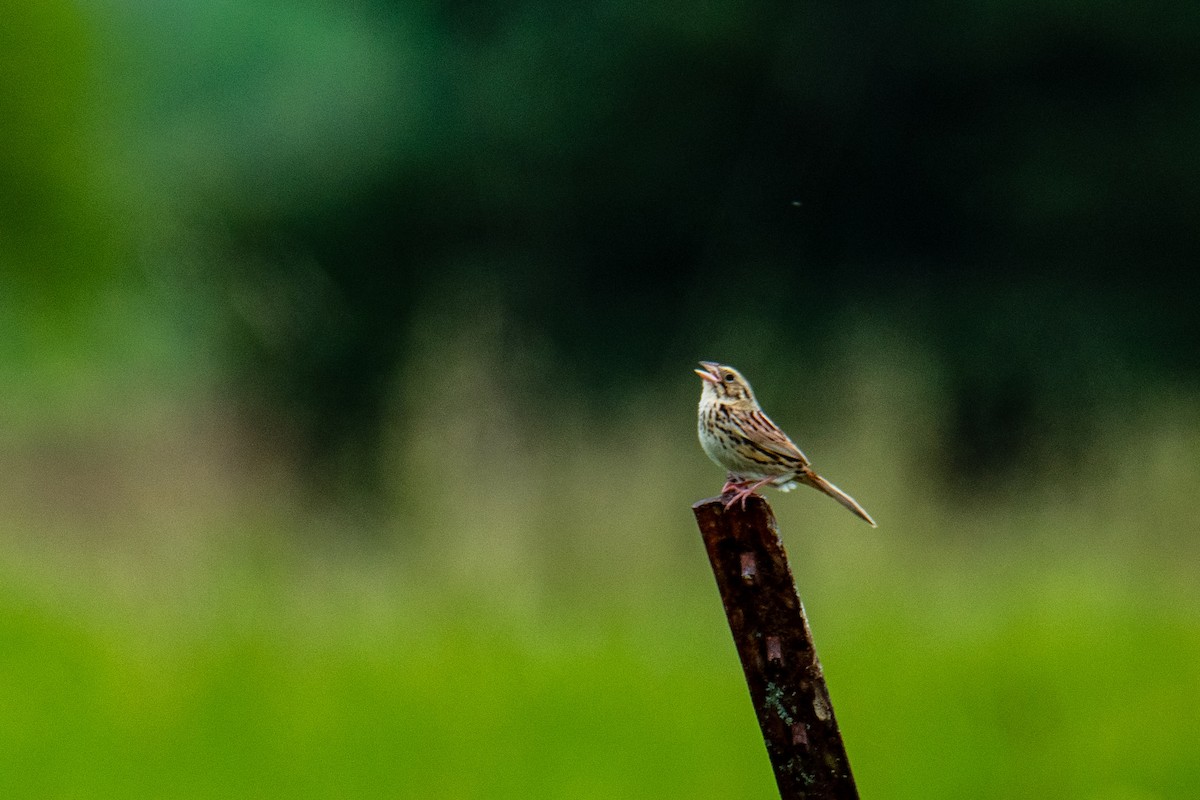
[738,409,810,467]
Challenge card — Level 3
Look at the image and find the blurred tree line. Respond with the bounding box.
[4,0,1198,493]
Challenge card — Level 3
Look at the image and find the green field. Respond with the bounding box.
[2,538,1197,798]
[2,363,1197,799]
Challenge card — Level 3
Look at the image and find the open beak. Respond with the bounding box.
[694,361,721,383]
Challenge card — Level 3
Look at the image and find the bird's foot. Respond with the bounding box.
[721,476,777,510]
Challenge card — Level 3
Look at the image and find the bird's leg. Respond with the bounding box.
[721,473,745,494]
[722,476,778,510]
[746,476,778,493]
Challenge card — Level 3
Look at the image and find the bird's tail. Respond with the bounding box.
[798,468,877,527]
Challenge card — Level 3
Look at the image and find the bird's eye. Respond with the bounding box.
[723,373,735,383]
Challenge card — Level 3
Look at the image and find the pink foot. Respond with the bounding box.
[720,476,777,510]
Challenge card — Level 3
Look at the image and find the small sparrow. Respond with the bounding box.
[695,361,876,526]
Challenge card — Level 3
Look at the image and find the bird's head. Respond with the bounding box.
[695,361,758,406]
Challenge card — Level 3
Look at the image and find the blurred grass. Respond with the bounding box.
[0,543,1196,799]
[2,324,1199,799]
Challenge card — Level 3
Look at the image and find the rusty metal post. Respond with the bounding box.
[693,495,858,800]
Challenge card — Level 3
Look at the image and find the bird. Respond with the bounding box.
[694,361,876,526]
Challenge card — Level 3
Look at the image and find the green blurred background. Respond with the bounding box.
[2,1,1198,797]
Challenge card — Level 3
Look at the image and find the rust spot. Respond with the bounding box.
[740,552,757,580]
[813,684,833,721]
[766,635,783,664]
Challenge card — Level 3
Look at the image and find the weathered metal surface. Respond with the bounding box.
[693,495,859,800]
